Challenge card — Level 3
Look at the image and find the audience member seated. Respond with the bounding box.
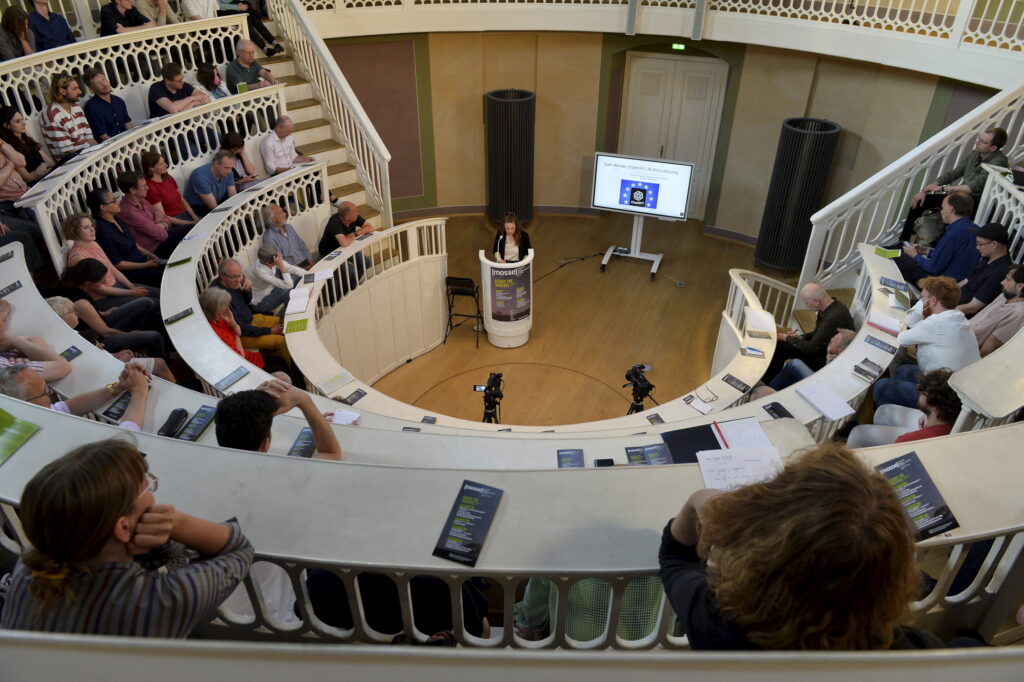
[0,6,36,61]
[753,329,855,397]
[194,62,228,100]
[184,149,237,217]
[99,0,155,36]
[847,369,961,448]
[141,150,198,227]
[0,438,254,636]
[198,287,290,380]
[225,39,280,94]
[82,68,133,142]
[210,258,291,366]
[0,106,55,184]
[969,265,1024,357]
[900,127,1008,242]
[0,363,148,431]
[0,301,71,381]
[47,296,172,377]
[147,62,211,119]
[897,192,978,284]
[514,576,658,643]
[250,244,305,314]
[0,144,45,256]
[659,443,944,649]
[135,0,177,25]
[262,203,314,269]
[116,171,190,259]
[87,186,163,288]
[260,116,314,176]
[55,259,162,334]
[41,73,96,163]
[215,379,341,460]
[318,200,375,285]
[763,283,853,386]
[957,223,1012,316]
[0,220,44,273]
[492,211,531,264]
[63,212,160,305]
[874,276,979,409]
[27,0,74,53]
[220,131,260,191]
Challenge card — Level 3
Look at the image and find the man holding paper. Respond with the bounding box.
[765,283,853,386]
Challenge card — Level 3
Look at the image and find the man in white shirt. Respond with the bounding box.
[260,116,313,175]
[874,275,980,408]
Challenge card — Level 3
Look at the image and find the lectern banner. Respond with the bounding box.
[490,263,531,321]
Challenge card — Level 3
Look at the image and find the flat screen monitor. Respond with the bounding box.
[591,152,693,221]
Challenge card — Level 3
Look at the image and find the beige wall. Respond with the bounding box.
[714,46,937,238]
[428,32,603,209]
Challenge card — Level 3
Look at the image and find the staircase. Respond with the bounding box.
[257,27,381,224]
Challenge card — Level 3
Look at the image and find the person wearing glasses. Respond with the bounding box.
[956,222,1012,317]
[0,362,149,431]
[147,62,211,119]
[0,438,254,637]
[899,126,1008,242]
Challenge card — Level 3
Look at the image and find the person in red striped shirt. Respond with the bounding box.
[40,72,96,163]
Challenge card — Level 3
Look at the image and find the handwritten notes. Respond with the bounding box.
[696,447,783,491]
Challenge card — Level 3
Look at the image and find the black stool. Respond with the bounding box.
[444,276,482,348]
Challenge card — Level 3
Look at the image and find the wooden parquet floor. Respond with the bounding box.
[372,212,792,426]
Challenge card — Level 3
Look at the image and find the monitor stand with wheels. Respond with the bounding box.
[600,214,662,280]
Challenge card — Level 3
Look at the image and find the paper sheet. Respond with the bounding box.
[696,446,783,491]
[285,287,313,315]
[311,271,332,281]
[713,416,771,449]
[317,371,354,395]
[331,408,360,425]
[683,394,713,415]
[867,311,901,335]
[796,381,855,420]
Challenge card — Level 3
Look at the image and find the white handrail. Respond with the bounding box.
[265,0,393,229]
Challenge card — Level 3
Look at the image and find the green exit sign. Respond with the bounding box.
[671,43,686,50]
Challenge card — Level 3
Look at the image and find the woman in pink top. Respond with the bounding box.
[142,151,198,228]
[62,213,159,306]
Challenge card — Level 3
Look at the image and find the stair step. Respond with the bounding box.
[260,54,293,67]
[327,162,355,176]
[301,139,343,156]
[288,98,320,111]
[332,182,363,196]
[294,118,330,132]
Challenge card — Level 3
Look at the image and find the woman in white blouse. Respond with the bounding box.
[492,211,532,264]
[250,243,307,313]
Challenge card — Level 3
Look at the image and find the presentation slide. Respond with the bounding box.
[592,153,693,220]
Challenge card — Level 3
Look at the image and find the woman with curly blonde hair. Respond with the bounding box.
[659,443,943,649]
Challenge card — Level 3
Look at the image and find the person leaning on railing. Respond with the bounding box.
[900,127,1008,242]
[660,443,949,649]
[0,438,254,636]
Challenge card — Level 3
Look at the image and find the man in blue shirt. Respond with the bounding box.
[261,204,315,269]
[897,192,979,285]
[184,150,237,216]
[27,0,75,52]
[82,68,133,141]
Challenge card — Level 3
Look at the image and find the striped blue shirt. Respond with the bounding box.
[0,521,253,638]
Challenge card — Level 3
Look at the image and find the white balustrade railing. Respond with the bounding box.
[975,164,1024,262]
[724,269,796,332]
[265,0,393,229]
[15,86,285,274]
[0,16,246,119]
[963,0,1024,52]
[709,0,958,38]
[798,81,1024,293]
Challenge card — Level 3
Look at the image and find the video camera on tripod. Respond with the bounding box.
[623,363,657,415]
[474,372,504,423]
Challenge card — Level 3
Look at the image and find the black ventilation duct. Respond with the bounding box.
[755,118,840,270]
[485,89,535,225]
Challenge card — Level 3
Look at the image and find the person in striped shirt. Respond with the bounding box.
[40,72,96,163]
[0,439,254,637]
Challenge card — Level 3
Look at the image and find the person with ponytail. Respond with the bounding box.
[0,439,253,637]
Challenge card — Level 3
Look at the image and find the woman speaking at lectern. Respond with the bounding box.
[492,212,531,264]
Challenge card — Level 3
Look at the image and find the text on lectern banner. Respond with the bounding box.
[490,263,531,321]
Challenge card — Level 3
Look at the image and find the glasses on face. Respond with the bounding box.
[137,471,158,501]
[24,389,50,402]
[103,197,118,205]
[222,272,243,280]
[976,240,993,248]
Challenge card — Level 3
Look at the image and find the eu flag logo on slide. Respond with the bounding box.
[619,180,660,209]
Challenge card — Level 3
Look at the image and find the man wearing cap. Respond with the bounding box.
[957,222,1013,316]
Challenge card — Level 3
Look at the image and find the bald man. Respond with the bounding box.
[317,201,375,292]
[763,283,854,385]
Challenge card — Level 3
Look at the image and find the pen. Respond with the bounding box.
[712,420,729,448]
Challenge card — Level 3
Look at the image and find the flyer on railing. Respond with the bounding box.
[433,480,503,567]
[875,451,959,541]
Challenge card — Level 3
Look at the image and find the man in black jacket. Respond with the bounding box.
[764,283,854,385]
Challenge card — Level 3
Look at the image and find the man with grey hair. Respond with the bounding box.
[260,116,315,176]
[752,328,856,398]
[0,362,149,431]
[210,258,290,365]
[250,243,307,314]
[262,204,315,269]
[226,39,280,94]
[764,283,854,385]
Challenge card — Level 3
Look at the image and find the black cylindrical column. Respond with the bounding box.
[485,89,535,225]
[755,118,840,270]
